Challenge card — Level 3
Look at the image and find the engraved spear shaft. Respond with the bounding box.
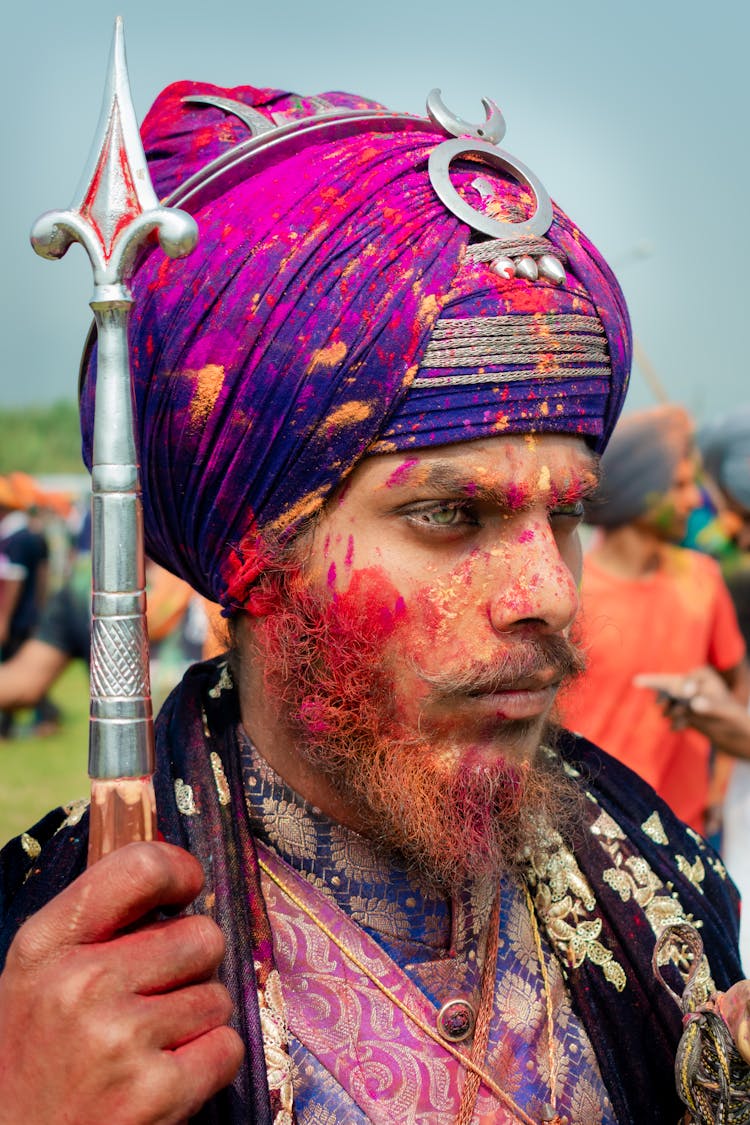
[30,18,198,864]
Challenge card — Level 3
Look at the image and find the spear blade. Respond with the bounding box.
[30,17,198,864]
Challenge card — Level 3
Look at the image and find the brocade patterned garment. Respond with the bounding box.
[241,732,616,1123]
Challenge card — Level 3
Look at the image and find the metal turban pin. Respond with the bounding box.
[177,87,565,286]
[426,89,566,285]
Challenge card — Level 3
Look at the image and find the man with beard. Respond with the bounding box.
[0,82,745,1125]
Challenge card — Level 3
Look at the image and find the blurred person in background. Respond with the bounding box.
[640,407,750,969]
[0,477,51,737]
[0,518,209,723]
[560,404,750,833]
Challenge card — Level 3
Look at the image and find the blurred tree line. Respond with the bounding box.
[0,400,83,474]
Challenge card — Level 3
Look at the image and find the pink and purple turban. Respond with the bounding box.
[79,81,631,610]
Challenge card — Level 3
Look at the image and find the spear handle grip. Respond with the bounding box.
[87,299,156,864]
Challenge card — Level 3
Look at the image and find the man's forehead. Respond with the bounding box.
[373,435,600,491]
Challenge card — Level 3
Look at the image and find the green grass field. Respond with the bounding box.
[0,661,90,847]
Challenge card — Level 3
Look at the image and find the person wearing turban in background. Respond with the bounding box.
[0,81,747,1125]
[639,406,750,973]
[560,405,750,835]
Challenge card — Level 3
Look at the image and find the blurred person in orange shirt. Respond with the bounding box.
[559,404,750,833]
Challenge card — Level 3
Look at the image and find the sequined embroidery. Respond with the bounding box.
[641,811,669,845]
[256,963,294,1124]
[174,779,198,816]
[210,751,231,805]
[591,810,715,1003]
[20,833,41,859]
[208,658,234,699]
[525,827,628,992]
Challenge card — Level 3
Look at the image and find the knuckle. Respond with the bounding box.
[204,980,234,1024]
[219,1026,246,1075]
[118,842,174,897]
[7,918,46,973]
[185,914,226,968]
[54,952,110,1021]
[96,1008,138,1063]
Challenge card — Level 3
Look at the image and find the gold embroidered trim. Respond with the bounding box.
[591,811,715,1004]
[208,659,234,699]
[255,965,294,1122]
[210,752,231,806]
[174,779,197,816]
[675,854,706,894]
[20,833,41,859]
[641,811,669,846]
[59,799,88,829]
[525,829,627,992]
[707,855,728,881]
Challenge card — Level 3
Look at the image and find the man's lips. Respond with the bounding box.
[460,675,561,720]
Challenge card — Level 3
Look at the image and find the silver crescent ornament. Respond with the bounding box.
[426,90,554,241]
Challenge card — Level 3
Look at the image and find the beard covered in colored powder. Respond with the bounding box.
[251,564,585,891]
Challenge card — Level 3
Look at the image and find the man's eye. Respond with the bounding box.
[550,501,585,522]
[406,503,476,529]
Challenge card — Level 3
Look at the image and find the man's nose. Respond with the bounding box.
[486,521,579,635]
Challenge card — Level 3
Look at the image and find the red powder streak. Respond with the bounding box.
[384,458,419,488]
[518,528,535,543]
[344,535,355,569]
[327,562,337,589]
[340,569,408,639]
[505,482,529,511]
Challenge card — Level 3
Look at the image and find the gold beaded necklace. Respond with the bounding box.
[259,858,560,1125]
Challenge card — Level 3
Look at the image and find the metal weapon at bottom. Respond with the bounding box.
[30,18,198,864]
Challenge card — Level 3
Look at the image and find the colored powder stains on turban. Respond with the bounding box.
[325,402,374,430]
[307,341,349,373]
[186,364,226,430]
[79,79,630,610]
[585,404,694,528]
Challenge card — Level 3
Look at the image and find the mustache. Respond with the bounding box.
[416,634,586,697]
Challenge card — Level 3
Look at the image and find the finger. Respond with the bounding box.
[12,843,205,963]
[634,673,684,693]
[139,981,234,1049]
[113,914,226,995]
[689,694,712,714]
[717,982,750,1063]
[169,1025,245,1116]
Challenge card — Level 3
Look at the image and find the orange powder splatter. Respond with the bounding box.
[326,401,373,429]
[536,464,551,493]
[187,365,226,429]
[417,292,440,326]
[307,340,348,372]
[271,484,331,532]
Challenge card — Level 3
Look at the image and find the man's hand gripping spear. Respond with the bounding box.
[0,24,244,1123]
[31,18,197,864]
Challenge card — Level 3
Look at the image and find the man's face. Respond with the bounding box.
[252,433,594,887]
[305,433,593,764]
[639,454,701,542]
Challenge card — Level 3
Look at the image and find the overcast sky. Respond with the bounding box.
[2,0,748,422]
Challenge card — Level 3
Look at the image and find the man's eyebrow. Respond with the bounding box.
[415,453,601,502]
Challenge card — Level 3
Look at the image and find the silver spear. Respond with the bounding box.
[30,18,198,864]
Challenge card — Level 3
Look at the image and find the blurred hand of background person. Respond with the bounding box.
[636,666,750,758]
